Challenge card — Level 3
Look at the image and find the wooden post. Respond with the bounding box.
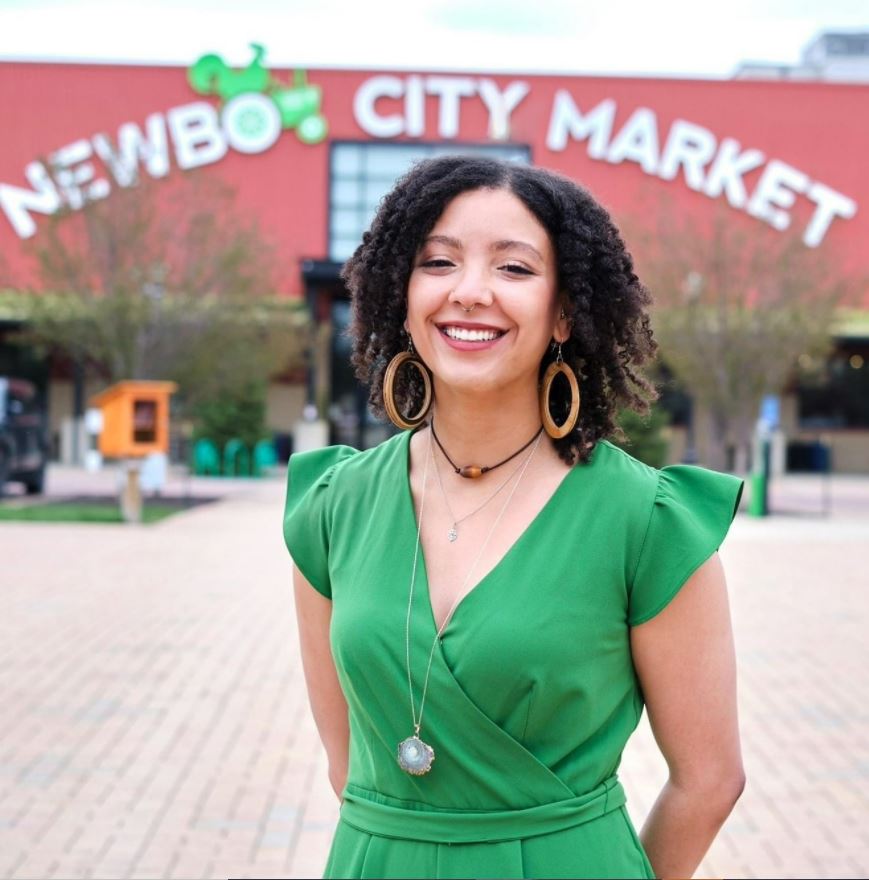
[120,461,142,524]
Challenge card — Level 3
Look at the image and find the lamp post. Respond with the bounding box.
[679,272,704,465]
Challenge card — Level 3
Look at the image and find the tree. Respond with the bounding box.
[5,171,309,442]
[631,208,861,472]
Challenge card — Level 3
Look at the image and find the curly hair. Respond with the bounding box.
[341,155,658,465]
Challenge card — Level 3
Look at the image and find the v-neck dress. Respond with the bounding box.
[283,431,743,880]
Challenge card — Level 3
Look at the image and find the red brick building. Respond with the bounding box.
[1,52,867,470]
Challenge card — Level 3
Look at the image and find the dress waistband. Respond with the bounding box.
[340,775,626,844]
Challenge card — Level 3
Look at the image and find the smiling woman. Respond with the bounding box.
[284,156,745,879]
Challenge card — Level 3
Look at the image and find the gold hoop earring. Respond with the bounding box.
[383,349,433,430]
[540,342,580,439]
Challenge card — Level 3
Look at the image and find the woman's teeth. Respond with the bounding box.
[442,326,503,342]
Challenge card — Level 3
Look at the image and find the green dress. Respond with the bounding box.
[283,431,743,879]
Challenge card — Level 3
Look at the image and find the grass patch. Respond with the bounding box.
[0,496,214,524]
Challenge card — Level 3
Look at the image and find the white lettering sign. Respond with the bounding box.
[0,96,289,238]
[354,76,405,138]
[353,74,530,141]
[167,102,228,170]
[92,114,170,187]
[0,162,62,239]
[49,139,110,210]
[0,76,859,251]
[221,94,282,154]
[702,138,765,209]
[546,91,857,247]
[478,79,529,141]
[546,92,614,158]
[658,120,717,192]
[803,182,857,248]
[606,107,659,175]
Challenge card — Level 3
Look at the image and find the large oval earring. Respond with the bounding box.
[383,346,433,430]
[540,342,580,439]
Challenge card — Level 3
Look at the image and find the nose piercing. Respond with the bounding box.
[461,304,476,313]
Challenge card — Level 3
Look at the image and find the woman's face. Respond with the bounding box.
[406,187,567,398]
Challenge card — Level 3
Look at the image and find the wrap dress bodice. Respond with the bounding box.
[283,431,743,879]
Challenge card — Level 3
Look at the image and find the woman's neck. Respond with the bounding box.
[428,380,544,470]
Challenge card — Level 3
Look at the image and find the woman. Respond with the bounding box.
[284,156,745,879]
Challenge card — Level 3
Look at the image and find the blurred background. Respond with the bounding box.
[1,1,867,878]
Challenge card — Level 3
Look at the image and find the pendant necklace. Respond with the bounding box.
[431,431,528,543]
[399,423,543,776]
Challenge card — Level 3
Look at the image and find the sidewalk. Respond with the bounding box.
[1,466,868,878]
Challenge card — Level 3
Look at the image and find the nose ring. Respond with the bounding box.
[461,304,476,313]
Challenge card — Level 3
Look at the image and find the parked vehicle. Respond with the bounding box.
[0,377,49,497]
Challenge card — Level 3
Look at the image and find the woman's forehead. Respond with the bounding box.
[425,188,552,256]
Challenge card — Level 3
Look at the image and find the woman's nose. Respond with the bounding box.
[448,269,494,311]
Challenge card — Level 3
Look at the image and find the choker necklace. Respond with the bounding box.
[430,418,544,479]
[399,423,542,775]
[432,429,534,543]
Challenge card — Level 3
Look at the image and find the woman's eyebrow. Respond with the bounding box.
[422,234,462,250]
[491,239,544,261]
[421,235,543,262]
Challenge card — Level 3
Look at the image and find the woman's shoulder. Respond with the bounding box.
[584,438,660,494]
[588,438,743,508]
[288,431,406,497]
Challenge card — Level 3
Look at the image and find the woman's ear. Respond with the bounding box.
[553,301,571,343]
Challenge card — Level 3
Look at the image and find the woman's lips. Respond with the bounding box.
[436,322,508,352]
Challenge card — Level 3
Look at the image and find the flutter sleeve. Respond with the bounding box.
[282,445,358,599]
[628,464,744,626]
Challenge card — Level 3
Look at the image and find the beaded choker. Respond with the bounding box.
[430,418,544,479]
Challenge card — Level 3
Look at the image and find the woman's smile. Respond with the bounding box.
[436,321,508,351]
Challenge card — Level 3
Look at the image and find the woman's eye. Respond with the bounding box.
[420,258,454,269]
[501,263,534,275]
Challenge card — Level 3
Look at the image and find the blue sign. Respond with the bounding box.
[759,395,780,429]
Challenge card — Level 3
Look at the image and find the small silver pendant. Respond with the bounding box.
[447,527,458,543]
[397,735,435,775]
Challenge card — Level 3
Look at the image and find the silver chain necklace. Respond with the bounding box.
[431,435,528,543]
[398,424,543,775]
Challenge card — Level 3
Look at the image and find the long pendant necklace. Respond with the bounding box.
[431,438,528,543]
[399,424,543,775]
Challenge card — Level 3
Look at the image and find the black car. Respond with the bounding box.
[0,377,48,497]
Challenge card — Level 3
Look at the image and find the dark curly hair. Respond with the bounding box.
[342,155,658,465]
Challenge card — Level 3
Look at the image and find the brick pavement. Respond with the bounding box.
[1,468,867,879]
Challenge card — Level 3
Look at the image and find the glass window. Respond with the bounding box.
[331,238,362,262]
[328,142,531,262]
[796,341,869,429]
[331,144,362,176]
[363,178,391,212]
[364,145,431,177]
[330,179,361,207]
[331,209,362,238]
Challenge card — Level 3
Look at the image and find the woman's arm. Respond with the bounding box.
[293,565,350,800]
[630,552,745,879]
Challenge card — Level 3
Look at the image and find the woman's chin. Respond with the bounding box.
[430,368,519,399]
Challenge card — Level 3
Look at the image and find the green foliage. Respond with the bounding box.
[6,171,311,449]
[624,201,863,470]
[191,381,267,454]
[612,406,670,469]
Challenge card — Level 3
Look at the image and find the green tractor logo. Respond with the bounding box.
[188,43,328,145]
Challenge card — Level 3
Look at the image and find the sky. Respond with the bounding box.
[0,0,866,78]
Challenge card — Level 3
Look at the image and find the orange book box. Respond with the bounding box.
[89,381,178,459]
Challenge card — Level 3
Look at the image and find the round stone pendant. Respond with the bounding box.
[397,735,435,775]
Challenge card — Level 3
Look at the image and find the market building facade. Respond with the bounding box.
[1,50,867,471]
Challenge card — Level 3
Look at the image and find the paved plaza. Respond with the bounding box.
[1,464,868,879]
